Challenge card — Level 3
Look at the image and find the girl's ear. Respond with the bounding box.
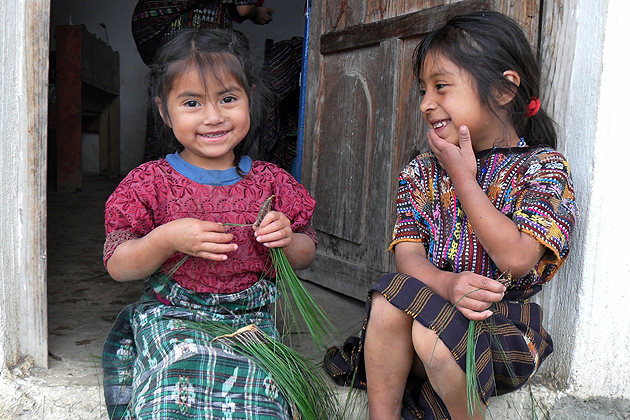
[496,70,521,106]
[155,97,172,128]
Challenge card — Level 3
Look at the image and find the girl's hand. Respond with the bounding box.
[447,271,506,321]
[428,125,478,184]
[253,211,293,249]
[166,218,237,261]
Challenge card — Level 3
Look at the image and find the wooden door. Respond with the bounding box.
[299,0,540,300]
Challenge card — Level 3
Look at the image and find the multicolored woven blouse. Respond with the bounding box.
[390,147,577,290]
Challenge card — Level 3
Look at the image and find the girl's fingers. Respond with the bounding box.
[196,242,238,260]
[255,230,292,248]
[203,231,234,244]
[256,211,285,231]
[451,273,506,317]
[253,212,292,247]
[455,280,506,320]
[476,276,507,294]
[427,129,445,153]
[459,307,494,321]
[457,292,500,312]
[458,125,475,160]
[458,125,471,147]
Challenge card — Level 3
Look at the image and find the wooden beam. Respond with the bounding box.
[320,0,492,54]
[20,0,50,369]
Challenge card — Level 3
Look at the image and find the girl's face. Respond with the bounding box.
[419,53,513,152]
[160,66,250,170]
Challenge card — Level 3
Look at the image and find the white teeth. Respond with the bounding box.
[433,121,447,129]
[202,132,225,138]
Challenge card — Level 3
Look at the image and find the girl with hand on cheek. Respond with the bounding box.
[326,11,578,420]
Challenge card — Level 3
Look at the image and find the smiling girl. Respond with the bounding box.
[101,29,317,420]
[325,11,578,420]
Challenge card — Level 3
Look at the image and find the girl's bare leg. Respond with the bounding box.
[411,322,485,420]
[364,293,415,420]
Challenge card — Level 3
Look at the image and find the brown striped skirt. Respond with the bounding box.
[324,273,553,420]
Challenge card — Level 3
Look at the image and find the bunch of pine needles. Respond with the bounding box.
[163,197,343,418]
[466,270,517,418]
[183,321,341,420]
[169,195,337,349]
[269,246,337,349]
[227,195,337,349]
[433,270,517,419]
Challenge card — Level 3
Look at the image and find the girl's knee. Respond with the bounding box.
[411,321,451,365]
[370,293,394,316]
[368,293,412,329]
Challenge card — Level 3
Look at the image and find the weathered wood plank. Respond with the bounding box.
[492,0,539,49]
[364,37,401,272]
[20,0,50,369]
[301,0,324,190]
[321,0,491,54]
[324,0,364,33]
[298,252,384,300]
[394,35,431,176]
[538,0,577,152]
[312,49,376,245]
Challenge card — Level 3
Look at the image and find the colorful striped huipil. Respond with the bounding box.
[325,146,578,420]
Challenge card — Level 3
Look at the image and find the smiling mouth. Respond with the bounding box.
[201,132,228,139]
[433,120,449,129]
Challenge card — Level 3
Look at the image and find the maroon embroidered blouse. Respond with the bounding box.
[104,159,317,294]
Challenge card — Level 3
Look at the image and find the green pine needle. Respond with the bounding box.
[466,319,484,417]
[269,247,338,350]
[183,321,342,420]
[432,271,518,419]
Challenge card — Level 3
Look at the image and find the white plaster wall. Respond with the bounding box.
[0,0,24,368]
[538,0,630,400]
[535,0,599,390]
[49,0,305,174]
[568,0,630,399]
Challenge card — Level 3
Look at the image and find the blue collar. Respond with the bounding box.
[165,153,252,186]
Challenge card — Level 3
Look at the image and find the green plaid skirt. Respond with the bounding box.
[102,273,292,420]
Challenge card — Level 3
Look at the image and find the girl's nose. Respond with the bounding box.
[419,93,434,114]
[203,104,224,124]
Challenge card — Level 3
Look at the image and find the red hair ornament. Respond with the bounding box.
[526,97,540,118]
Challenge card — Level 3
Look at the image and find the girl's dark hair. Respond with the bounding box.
[413,11,557,148]
[149,29,268,167]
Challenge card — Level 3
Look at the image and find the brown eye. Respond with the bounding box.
[184,100,200,107]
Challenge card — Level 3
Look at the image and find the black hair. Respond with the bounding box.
[148,29,269,167]
[413,11,557,148]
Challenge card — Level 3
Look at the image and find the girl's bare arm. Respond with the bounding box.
[106,218,236,282]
